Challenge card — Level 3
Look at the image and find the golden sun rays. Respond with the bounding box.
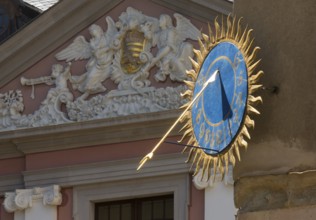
[180,15,263,181]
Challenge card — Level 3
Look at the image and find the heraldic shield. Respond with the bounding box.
[121,29,146,74]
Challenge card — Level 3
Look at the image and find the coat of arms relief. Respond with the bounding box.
[0,7,201,130]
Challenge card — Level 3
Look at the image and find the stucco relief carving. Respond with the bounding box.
[19,63,74,127]
[0,90,24,129]
[3,192,21,212]
[193,166,234,190]
[4,185,62,213]
[67,85,187,121]
[55,18,118,100]
[56,7,200,91]
[0,7,200,130]
[141,13,200,82]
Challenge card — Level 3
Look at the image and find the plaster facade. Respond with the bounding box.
[0,0,229,219]
[1,0,315,219]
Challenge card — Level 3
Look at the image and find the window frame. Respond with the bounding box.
[73,174,189,220]
[95,194,174,220]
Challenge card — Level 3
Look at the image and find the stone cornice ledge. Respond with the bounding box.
[23,153,190,188]
[0,109,182,155]
[0,174,24,196]
[0,0,123,87]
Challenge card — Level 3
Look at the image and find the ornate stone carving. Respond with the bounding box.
[17,63,73,128]
[141,13,201,82]
[14,189,33,210]
[0,90,24,129]
[111,7,157,91]
[67,85,187,121]
[4,185,62,213]
[0,7,199,131]
[40,185,62,206]
[193,166,234,190]
[55,19,118,100]
[3,192,20,213]
[56,6,199,92]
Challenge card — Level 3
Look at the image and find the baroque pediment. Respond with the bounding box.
[0,7,201,131]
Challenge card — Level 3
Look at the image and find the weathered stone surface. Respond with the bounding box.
[235,171,316,212]
[233,0,316,178]
[237,204,316,220]
[233,0,316,217]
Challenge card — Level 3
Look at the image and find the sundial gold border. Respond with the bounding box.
[180,15,263,180]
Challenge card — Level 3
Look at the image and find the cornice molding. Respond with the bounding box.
[0,153,190,197]
[0,109,182,156]
[0,174,24,196]
[0,142,23,159]
[0,0,123,88]
[23,153,190,188]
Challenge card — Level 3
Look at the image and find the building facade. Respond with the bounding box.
[0,0,315,220]
[0,0,235,220]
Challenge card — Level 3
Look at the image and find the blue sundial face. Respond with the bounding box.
[191,42,248,155]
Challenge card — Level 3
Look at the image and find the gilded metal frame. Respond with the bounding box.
[180,15,263,180]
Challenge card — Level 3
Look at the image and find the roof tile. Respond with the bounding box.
[23,0,59,12]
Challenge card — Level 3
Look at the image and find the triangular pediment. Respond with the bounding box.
[0,0,232,87]
[0,0,232,157]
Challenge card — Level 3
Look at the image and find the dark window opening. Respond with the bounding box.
[0,0,40,43]
[0,0,61,44]
[95,194,174,220]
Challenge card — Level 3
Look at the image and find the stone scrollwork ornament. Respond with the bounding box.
[14,189,33,210]
[39,185,62,206]
[4,192,19,213]
[4,185,62,213]
[111,7,157,90]
[0,90,24,129]
[56,7,200,92]
[0,7,200,131]
[193,166,234,189]
[67,85,187,122]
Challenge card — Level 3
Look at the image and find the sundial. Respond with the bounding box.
[138,15,263,180]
